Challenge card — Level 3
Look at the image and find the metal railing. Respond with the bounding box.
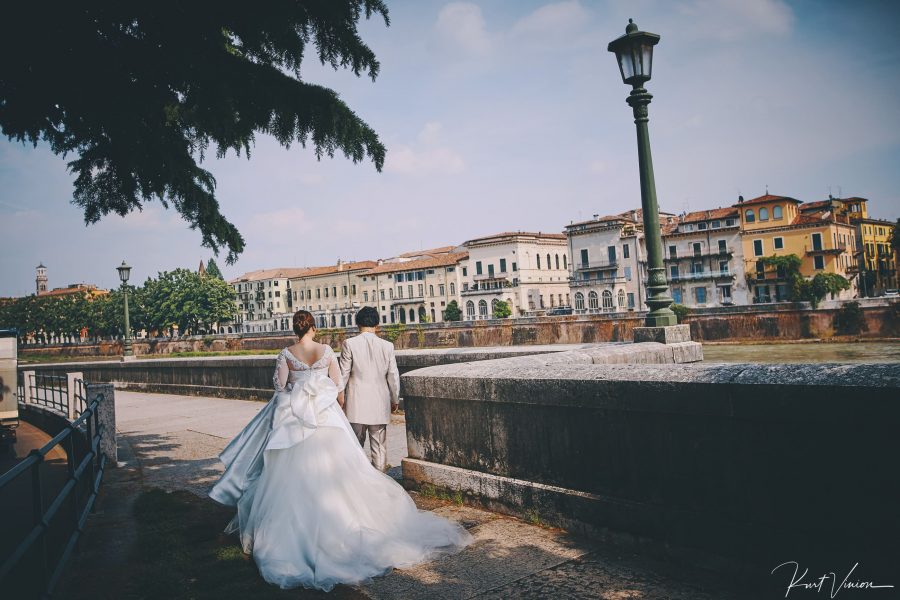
[28,374,69,415]
[0,383,106,598]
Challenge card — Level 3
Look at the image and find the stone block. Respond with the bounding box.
[632,324,692,344]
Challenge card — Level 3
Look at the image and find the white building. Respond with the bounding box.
[565,211,655,314]
[459,232,570,319]
[658,207,750,307]
[229,268,307,333]
[288,260,378,329]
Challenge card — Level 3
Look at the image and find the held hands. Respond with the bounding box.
[337,391,345,410]
[391,402,399,413]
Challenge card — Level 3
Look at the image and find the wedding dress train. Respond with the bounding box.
[209,346,472,591]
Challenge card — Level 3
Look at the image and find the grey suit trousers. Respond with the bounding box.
[352,423,388,471]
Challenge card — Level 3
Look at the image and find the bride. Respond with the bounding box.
[209,310,472,591]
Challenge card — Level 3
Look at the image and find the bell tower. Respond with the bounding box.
[36,263,48,295]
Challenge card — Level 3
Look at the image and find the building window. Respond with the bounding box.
[623,244,630,259]
[429,285,434,297]
[364,291,369,302]
[753,239,764,257]
[814,255,825,270]
[512,262,518,272]
[601,290,613,309]
[562,255,567,269]
[316,288,321,299]
[450,282,456,295]
[588,291,599,309]
[719,260,729,273]
[745,209,755,223]
[275,290,280,297]
[332,287,337,297]
[627,292,635,308]
[617,289,626,308]
[698,222,708,230]
[670,265,679,279]
[693,242,702,256]
[351,284,356,295]
[694,287,707,303]
[439,284,445,295]
[478,300,488,317]
[466,301,475,317]
[726,218,736,227]
[546,254,551,270]
[673,288,683,304]
[718,239,727,253]
[488,263,495,277]
[575,293,585,310]
[554,254,560,269]
[759,207,769,221]
[811,232,823,251]
[342,285,348,296]
[756,261,765,280]
[389,289,394,299]
[418,284,424,297]
[774,237,784,250]
[500,258,507,272]
[408,284,414,298]
[475,262,482,275]
[669,245,677,259]
[712,220,721,229]
[537,255,542,269]
[773,205,783,219]
[607,246,617,263]
[462,267,468,277]
[720,285,732,303]
[624,266,632,281]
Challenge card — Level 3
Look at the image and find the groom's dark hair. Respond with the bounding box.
[356,306,379,328]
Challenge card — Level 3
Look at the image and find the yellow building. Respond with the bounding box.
[799,196,897,295]
[736,194,857,303]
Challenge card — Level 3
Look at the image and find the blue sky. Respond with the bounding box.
[2,0,899,296]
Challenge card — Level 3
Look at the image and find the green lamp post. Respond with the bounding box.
[608,19,676,327]
[116,260,134,358]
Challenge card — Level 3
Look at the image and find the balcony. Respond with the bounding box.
[576,259,618,271]
[392,295,425,305]
[666,270,736,283]
[664,247,734,262]
[569,276,627,287]
[473,271,510,282]
[461,281,515,296]
[805,243,848,256]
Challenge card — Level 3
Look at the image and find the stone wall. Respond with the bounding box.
[18,302,900,360]
[401,354,900,573]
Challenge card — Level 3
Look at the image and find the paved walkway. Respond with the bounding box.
[71,391,755,599]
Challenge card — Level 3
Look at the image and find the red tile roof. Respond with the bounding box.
[798,200,834,212]
[38,284,109,298]
[229,267,311,283]
[680,207,739,223]
[296,261,379,278]
[464,231,566,244]
[364,252,469,275]
[397,246,456,258]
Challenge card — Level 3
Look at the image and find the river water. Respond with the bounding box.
[701,341,900,364]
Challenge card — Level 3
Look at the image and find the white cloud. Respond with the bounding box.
[435,3,492,55]
[246,207,315,238]
[385,122,466,175]
[511,1,589,39]
[676,0,794,40]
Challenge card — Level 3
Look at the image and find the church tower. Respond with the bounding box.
[36,263,48,295]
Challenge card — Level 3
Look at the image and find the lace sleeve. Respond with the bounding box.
[325,346,343,391]
[273,351,289,392]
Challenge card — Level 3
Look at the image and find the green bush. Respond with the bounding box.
[671,303,691,322]
[833,301,867,335]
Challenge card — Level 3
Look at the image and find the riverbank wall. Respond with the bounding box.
[17,302,900,359]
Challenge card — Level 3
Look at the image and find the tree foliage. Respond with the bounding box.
[890,219,900,255]
[493,300,512,319]
[0,1,389,263]
[443,300,462,322]
[205,258,224,280]
[0,269,236,341]
[758,254,850,308]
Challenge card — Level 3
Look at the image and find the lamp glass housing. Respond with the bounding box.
[117,261,131,284]
[608,21,660,86]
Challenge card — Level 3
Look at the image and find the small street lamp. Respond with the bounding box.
[116,260,134,359]
[608,19,676,327]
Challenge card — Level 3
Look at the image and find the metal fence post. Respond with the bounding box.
[21,369,35,404]
[66,372,83,419]
[85,383,117,465]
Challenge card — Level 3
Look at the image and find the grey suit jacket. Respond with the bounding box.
[338,332,400,425]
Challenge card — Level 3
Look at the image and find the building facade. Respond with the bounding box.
[660,207,750,308]
[459,232,569,319]
[230,268,306,333]
[739,194,856,303]
[289,260,378,329]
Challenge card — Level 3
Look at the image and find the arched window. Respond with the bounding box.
[398,310,406,324]
[546,254,551,270]
[537,254,542,269]
[431,309,436,322]
[429,285,434,296]
[330,315,336,327]
[340,315,346,327]
[491,298,500,316]
[759,207,769,221]
[773,205,783,219]
[409,309,415,322]
[563,255,567,269]
[478,299,488,317]
[745,209,755,223]
[418,307,427,322]
[602,290,613,309]
[466,301,475,317]
[588,291,599,309]
[555,254,560,269]
[617,289,626,308]
[575,292,584,310]
[227,327,233,334]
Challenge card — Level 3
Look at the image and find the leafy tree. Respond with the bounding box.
[443,300,462,322]
[671,303,691,322]
[890,219,900,255]
[1,2,389,263]
[493,300,512,319]
[758,254,849,308]
[833,301,867,335]
[206,258,225,280]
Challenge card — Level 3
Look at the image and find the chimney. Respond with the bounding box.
[631,210,638,221]
[377,259,384,266]
[337,258,344,271]
[593,214,599,220]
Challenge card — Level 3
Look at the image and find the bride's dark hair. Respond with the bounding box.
[293,310,315,338]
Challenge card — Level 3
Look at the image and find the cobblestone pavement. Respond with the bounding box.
[106,391,757,599]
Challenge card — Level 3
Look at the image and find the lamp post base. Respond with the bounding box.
[633,324,691,344]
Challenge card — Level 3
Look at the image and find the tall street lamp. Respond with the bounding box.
[116,260,134,359]
[608,19,676,327]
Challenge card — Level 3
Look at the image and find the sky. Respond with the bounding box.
[2,0,899,297]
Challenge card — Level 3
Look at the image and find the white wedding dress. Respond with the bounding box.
[209,346,472,591]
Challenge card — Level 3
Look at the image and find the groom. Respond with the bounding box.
[338,306,400,471]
